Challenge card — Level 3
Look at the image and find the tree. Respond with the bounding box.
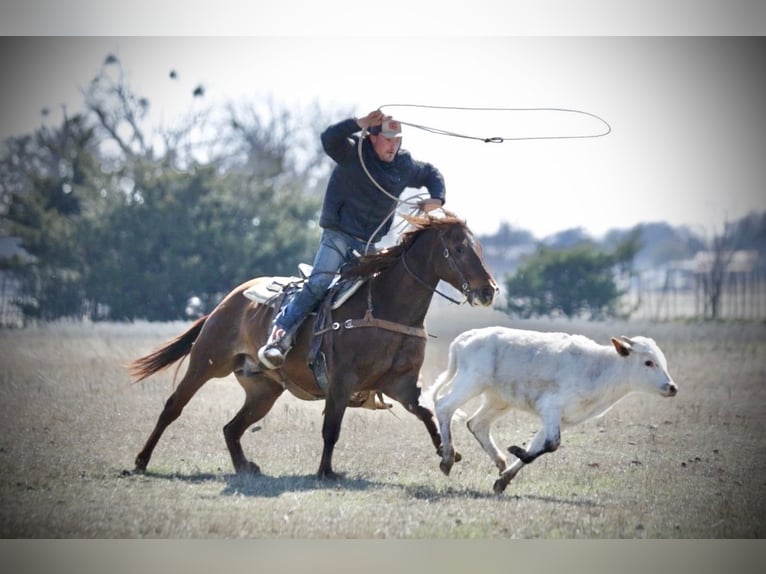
[696,221,739,321]
[1,53,329,322]
[77,56,327,320]
[1,114,103,319]
[503,231,641,320]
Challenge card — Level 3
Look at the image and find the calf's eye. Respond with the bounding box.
[644,360,655,367]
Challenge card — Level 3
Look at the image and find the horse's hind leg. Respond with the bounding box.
[135,365,211,472]
[386,375,444,460]
[224,374,285,474]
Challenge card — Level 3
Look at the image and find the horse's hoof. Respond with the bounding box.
[439,460,453,476]
[134,457,148,473]
[236,461,261,475]
[317,469,342,481]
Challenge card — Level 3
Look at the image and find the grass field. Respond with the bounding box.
[1,304,765,538]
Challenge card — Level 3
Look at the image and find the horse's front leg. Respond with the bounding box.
[317,376,353,480]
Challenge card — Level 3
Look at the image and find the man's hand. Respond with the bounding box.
[418,198,443,213]
[356,110,389,130]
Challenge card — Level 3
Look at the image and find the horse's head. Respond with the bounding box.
[404,215,498,307]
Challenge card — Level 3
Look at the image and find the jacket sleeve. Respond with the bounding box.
[320,118,361,164]
[409,157,446,205]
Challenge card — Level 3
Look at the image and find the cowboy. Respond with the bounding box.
[257,109,446,369]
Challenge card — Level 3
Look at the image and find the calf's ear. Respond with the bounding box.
[611,337,631,357]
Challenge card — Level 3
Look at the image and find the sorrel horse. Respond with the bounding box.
[127,215,498,480]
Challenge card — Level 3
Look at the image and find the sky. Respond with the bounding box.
[2,5,765,240]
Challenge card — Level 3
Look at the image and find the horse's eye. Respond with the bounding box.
[455,243,465,254]
[644,360,655,367]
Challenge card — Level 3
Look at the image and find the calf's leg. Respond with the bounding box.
[493,419,561,494]
[434,374,484,476]
[466,395,511,473]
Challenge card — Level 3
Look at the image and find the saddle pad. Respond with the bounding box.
[242,276,367,310]
[243,277,299,306]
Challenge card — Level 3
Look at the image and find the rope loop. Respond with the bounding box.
[378,103,612,143]
[352,103,612,258]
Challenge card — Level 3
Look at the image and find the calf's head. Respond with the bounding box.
[611,336,678,398]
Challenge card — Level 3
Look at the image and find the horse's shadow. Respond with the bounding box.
[221,472,387,497]
[123,469,602,506]
[126,468,395,498]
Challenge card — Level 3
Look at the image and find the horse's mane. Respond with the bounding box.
[341,213,467,279]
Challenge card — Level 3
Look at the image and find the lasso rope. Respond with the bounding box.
[356,103,612,251]
[378,103,612,142]
[356,128,428,253]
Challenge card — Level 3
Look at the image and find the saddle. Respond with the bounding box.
[242,266,392,410]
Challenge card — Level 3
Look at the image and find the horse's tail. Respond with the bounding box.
[126,315,208,383]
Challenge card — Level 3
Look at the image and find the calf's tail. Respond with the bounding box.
[419,338,461,411]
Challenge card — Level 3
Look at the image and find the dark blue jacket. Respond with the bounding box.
[318,118,446,243]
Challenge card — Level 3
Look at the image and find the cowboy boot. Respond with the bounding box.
[257,324,292,369]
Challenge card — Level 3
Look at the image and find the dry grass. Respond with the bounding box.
[1,307,765,538]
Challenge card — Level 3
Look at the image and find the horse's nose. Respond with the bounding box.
[480,285,497,305]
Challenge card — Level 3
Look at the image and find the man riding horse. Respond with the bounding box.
[258,109,446,369]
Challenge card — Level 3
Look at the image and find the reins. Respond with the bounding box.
[314,223,471,341]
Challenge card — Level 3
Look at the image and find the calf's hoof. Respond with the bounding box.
[439,459,453,476]
[493,477,509,494]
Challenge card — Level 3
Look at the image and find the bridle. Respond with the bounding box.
[313,226,476,345]
[400,228,473,305]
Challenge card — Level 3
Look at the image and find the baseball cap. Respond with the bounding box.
[369,119,402,138]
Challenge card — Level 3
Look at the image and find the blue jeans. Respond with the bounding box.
[275,228,374,333]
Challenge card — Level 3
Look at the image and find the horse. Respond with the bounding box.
[127,214,498,480]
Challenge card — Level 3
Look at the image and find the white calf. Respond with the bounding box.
[430,327,678,493]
